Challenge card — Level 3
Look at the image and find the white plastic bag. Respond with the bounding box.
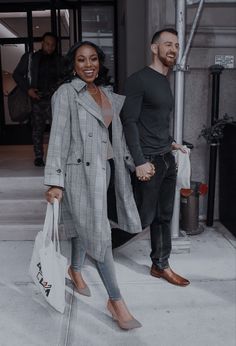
[172,146,191,190]
[29,199,67,313]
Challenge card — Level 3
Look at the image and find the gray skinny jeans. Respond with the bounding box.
[71,160,121,300]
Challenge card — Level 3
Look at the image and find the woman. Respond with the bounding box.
[44,41,142,330]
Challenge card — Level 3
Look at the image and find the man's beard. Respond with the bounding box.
[159,54,176,67]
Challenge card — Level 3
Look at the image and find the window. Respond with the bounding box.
[82,6,115,82]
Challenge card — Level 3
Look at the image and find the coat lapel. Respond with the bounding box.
[70,78,105,125]
[78,91,105,125]
[70,79,125,126]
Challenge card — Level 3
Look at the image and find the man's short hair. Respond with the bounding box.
[41,32,57,42]
[151,28,178,44]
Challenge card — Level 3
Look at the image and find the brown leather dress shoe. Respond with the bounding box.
[150,265,190,287]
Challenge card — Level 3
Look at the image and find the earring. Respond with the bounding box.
[73,70,77,76]
[95,73,98,78]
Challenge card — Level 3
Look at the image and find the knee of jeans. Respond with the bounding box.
[161,207,175,221]
[140,213,156,229]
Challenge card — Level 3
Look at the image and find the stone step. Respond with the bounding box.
[0,199,47,222]
[0,224,43,240]
[0,176,49,240]
[0,224,67,241]
[0,177,47,199]
[0,146,55,241]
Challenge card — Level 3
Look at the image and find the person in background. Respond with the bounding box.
[121,28,190,287]
[45,41,142,330]
[13,32,62,167]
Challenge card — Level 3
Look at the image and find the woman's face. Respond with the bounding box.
[74,44,100,83]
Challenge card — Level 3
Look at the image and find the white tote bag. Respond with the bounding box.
[29,199,67,313]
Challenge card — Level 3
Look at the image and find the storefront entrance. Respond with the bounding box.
[0,0,116,144]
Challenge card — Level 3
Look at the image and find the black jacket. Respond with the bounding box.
[12,50,63,94]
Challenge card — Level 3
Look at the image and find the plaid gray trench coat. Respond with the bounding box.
[44,78,142,262]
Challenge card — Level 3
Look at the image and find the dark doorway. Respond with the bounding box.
[0,0,116,145]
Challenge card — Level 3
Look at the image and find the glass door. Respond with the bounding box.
[0,9,66,144]
[0,1,116,144]
[0,11,32,144]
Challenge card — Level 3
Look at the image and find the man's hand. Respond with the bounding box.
[136,162,155,182]
[28,88,40,100]
[46,187,63,204]
[172,142,187,153]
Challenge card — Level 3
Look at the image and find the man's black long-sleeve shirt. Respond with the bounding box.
[121,66,174,166]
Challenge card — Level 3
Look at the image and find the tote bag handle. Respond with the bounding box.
[42,198,61,253]
[52,198,61,254]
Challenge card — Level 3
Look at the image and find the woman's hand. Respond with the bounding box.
[46,186,63,203]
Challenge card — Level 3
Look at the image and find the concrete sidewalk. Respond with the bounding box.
[0,222,235,346]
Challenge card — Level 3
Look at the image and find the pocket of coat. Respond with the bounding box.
[66,152,83,165]
[124,154,135,172]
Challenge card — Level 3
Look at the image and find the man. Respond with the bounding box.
[13,32,62,167]
[121,28,190,287]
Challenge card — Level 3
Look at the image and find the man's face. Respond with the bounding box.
[155,32,179,67]
[41,36,57,55]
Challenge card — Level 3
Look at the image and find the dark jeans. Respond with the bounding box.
[134,152,177,269]
[31,98,52,159]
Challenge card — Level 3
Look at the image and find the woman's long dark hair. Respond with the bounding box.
[63,41,111,86]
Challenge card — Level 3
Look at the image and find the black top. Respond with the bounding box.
[121,66,174,166]
[37,53,59,95]
[13,50,62,96]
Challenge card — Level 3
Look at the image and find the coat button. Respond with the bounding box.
[77,159,81,163]
[125,156,129,160]
[86,162,90,166]
[88,132,93,137]
[56,169,61,173]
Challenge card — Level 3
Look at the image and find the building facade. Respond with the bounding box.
[0,0,235,221]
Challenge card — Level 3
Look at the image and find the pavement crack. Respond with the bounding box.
[58,288,74,346]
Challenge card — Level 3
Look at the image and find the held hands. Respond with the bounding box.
[136,162,155,182]
[46,187,63,204]
[171,142,187,153]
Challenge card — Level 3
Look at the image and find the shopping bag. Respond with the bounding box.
[172,146,191,190]
[8,86,32,123]
[8,52,32,123]
[29,199,67,313]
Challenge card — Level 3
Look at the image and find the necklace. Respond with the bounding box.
[87,84,98,95]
